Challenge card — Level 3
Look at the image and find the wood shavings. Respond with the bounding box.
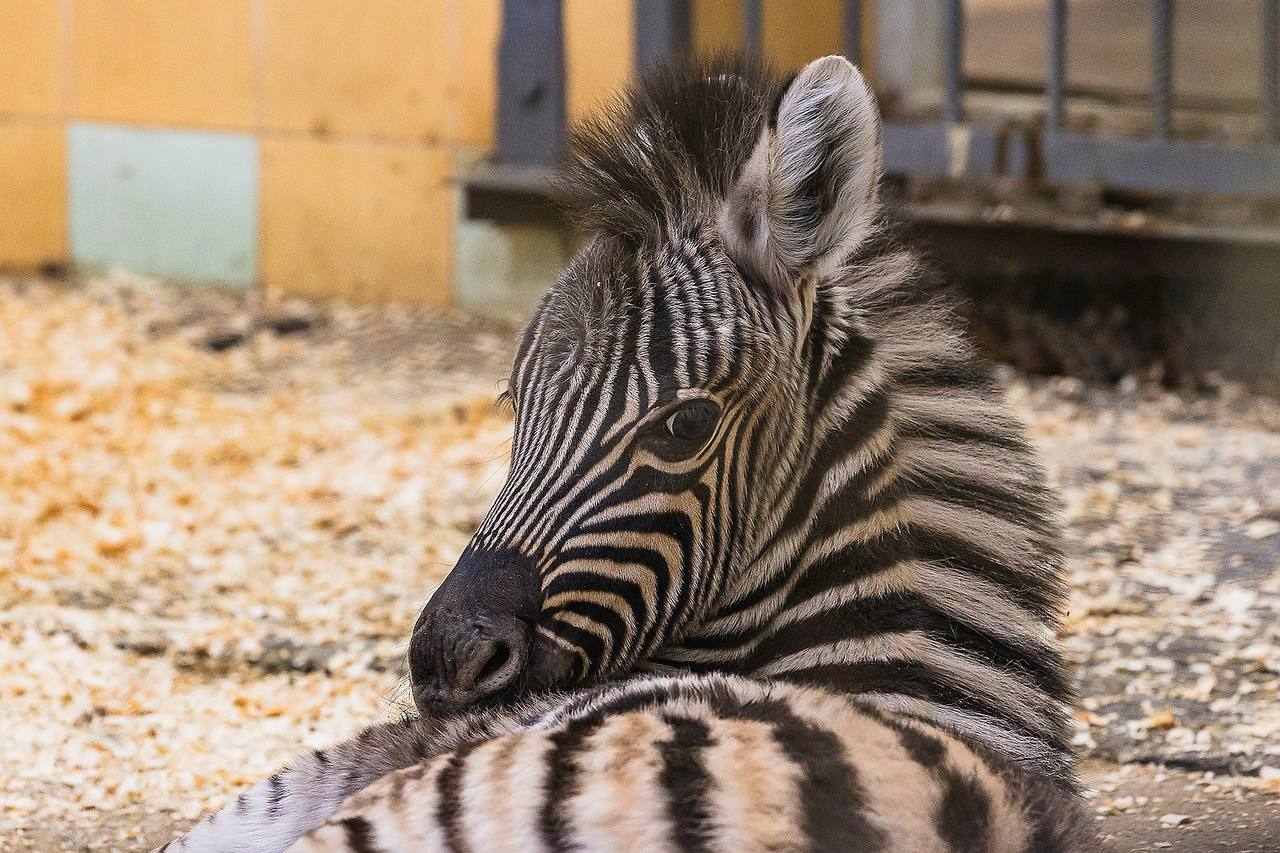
[3,273,1278,849]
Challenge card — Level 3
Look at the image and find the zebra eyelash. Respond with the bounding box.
[495,385,514,412]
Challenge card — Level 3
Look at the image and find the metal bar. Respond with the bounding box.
[1047,0,1067,129]
[742,0,762,55]
[634,0,690,72]
[496,0,566,167]
[843,0,862,67]
[942,0,964,123]
[1263,0,1279,144]
[883,122,1000,179]
[1044,130,1280,197]
[1152,0,1174,139]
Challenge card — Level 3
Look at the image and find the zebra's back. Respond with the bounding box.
[281,675,1092,853]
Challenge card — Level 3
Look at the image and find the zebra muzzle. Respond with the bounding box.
[408,548,562,713]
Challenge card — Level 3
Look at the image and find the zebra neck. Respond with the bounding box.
[657,331,1076,776]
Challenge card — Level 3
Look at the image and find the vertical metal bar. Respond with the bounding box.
[843,0,862,67]
[1263,0,1279,144]
[634,0,690,73]
[942,0,964,123]
[1153,0,1174,139]
[497,0,565,167]
[1047,0,1067,130]
[742,0,762,55]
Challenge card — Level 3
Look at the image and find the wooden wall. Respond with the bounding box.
[0,0,865,304]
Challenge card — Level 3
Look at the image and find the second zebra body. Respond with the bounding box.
[159,54,1096,852]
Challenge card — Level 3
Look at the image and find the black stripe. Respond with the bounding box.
[341,816,383,853]
[893,358,995,393]
[778,661,1066,749]
[935,768,992,853]
[910,472,1057,535]
[898,415,1031,454]
[266,773,285,816]
[753,591,1074,699]
[659,715,716,852]
[910,526,1063,616]
[539,716,602,852]
[892,721,948,769]
[436,742,480,853]
[736,699,887,852]
[815,328,876,405]
[803,287,830,392]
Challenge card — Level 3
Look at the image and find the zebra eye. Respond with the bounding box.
[662,399,720,444]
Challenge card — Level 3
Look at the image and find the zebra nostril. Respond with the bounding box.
[454,624,527,698]
[475,640,511,684]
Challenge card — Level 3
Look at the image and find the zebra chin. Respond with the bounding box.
[407,547,576,714]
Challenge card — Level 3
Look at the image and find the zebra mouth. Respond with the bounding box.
[409,622,576,716]
[407,545,588,715]
[409,611,531,714]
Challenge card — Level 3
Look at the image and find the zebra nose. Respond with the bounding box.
[408,548,541,713]
[409,612,529,712]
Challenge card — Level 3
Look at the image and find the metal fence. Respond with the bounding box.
[494,0,1280,201]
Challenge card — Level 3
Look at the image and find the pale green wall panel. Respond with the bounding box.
[69,123,258,286]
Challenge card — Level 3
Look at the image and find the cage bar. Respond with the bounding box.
[843,0,862,67]
[943,0,964,123]
[742,0,763,55]
[496,0,566,166]
[1263,0,1279,143]
[1153,0,1174,139]
[634,0,691,72]
[1047,0,1067,129]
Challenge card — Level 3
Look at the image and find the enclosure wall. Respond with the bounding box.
[0,0,851,304]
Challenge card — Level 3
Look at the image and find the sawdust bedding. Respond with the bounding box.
[1,273,1277,850]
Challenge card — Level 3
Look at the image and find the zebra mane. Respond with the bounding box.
[555,53,788,245]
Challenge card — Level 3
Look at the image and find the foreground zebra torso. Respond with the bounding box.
[160,55,1095,851]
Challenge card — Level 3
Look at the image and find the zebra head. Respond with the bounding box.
[409,55,890,714]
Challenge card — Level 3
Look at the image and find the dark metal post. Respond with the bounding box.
[843,0,862,67]
[497,0,565,166]
[942,0,964,123]
[634,0,690,73]
[1153,0,1174,139]
[1047,0,1067,129]
[742,0,762,55]
[1263,0,1278,144]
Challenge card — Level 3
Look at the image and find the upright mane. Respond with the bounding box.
[556,54,787,245]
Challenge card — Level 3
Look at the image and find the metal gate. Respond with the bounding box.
[485,0,1280,205]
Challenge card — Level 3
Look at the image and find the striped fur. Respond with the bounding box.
[157,55,1093,852]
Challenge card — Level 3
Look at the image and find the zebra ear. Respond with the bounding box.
[720,56,882,288]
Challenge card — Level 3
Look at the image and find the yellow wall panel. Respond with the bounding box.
[262,0,450,141]
[260,139,454,305]
[691,0,742,55]
[693,1,853,75]
[564,0,634,121]
[0,121,66,268]
[72,0,254,129]
[0,0,63,116]
[453,0,501,149]
[764,0,843,72]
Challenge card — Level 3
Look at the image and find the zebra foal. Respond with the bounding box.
[158,54,1096,852]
